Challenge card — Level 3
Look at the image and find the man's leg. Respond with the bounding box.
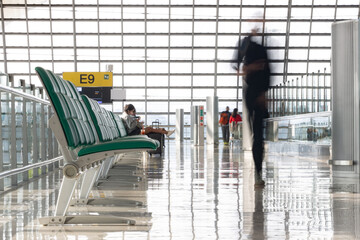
[252,107,264,173]
[221,126,227,143]
[225,125,230,143]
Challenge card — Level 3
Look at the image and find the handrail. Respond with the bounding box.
[265,111,331,122]
[0,84,49,105]
[0,156,63,180]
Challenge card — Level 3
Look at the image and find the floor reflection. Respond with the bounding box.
[0,140,359,239]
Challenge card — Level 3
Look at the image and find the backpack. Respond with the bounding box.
[219,112,229,125]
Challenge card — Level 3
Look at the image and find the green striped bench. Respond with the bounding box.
[35,67,158,225]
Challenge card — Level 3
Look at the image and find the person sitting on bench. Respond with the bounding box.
[121,104,175,137]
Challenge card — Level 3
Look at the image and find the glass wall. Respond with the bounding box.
[0,1,358,137]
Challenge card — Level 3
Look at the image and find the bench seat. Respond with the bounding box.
[35,66,159,225]
[78,137,159,156]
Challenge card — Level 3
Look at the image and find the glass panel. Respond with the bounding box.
[170,63,191,73]
[4,21,27,33]
[100,49,123,60]
[51,21,74,33]
[193,49,215,60]
[193,76,214,87]
[75,7,98,19]
[148,49,168,60]
[146,114,168,126]
[99,7,122,19]
[170,36,192,46]
[170,76,191,86]
[146,102,168,113]
[288,49,308,60]
[53,35,74,47]
[290,22,310,33]
[194,22,216,33]
[29,35,52,47]
[217,88,237,100]
[51,7,73,19]
[147,8,169,20]
[28,21,51,33]
[147,63,168,74]
[6,49,29,61]
[77,49,99,60]
[311,22,332,33]
[147,36,169,47]
[147,22,169,33]
[100,35,122,47]
[170,88,191,99]
[76,35,98,47]
[123,22,145,33]
[193,88,215,99]
[337,8,359,20]
[171,22,193,33]
[124,76,145,87]
[76,22,98,33]
[170,8,193,20]
[147,76,168,86]
[30,49,52,61]
[5,35,28,47]
[125,88,145,100]
[123,49,145,60]
[194,35,216,47]
[289,36,309,47]
[123,63,145,74]
[147,89,168,100]
[218,22,240,33]
[309,49,331,60]
[266,8,288,20]
[53,49,74,60]
[217,76,238,87]
[123,36,145,46]
[194,8,216,20]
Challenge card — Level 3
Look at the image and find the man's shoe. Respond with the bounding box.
[166,130,175,137]
[254,171,265,187]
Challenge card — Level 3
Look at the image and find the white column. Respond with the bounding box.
[176,109,184,142]
[206,96,219,145]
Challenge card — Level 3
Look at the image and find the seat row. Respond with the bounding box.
[35,66,159,225]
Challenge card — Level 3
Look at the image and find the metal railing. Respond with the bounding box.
[267,68,331,117]
[0,74,62,192]
[264,111,331,144]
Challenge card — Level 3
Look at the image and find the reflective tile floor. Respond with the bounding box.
[1,140,360,239]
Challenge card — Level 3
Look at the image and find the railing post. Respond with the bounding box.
[47,105,54,172]
[295,77,299,114]
[272,87,275,118]
[32,84,39,178]
[21,80,29,182]
[317,70,320,112]
[0,86,3,191]
[324,68,327,111]
[40,88,47,175]
[10,75,18,186]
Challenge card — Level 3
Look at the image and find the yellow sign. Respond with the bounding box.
[63,72,113,87]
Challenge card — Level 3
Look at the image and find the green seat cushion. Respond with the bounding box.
[77,137,159,156]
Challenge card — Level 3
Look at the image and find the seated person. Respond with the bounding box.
[121,104,175,137]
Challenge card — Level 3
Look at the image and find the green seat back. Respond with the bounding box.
[111,112,128,137]
[35,67,97,148]
[81,95,120,142]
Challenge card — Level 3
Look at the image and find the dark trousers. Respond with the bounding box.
[246,95,265,174]
[221,125,230,143]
